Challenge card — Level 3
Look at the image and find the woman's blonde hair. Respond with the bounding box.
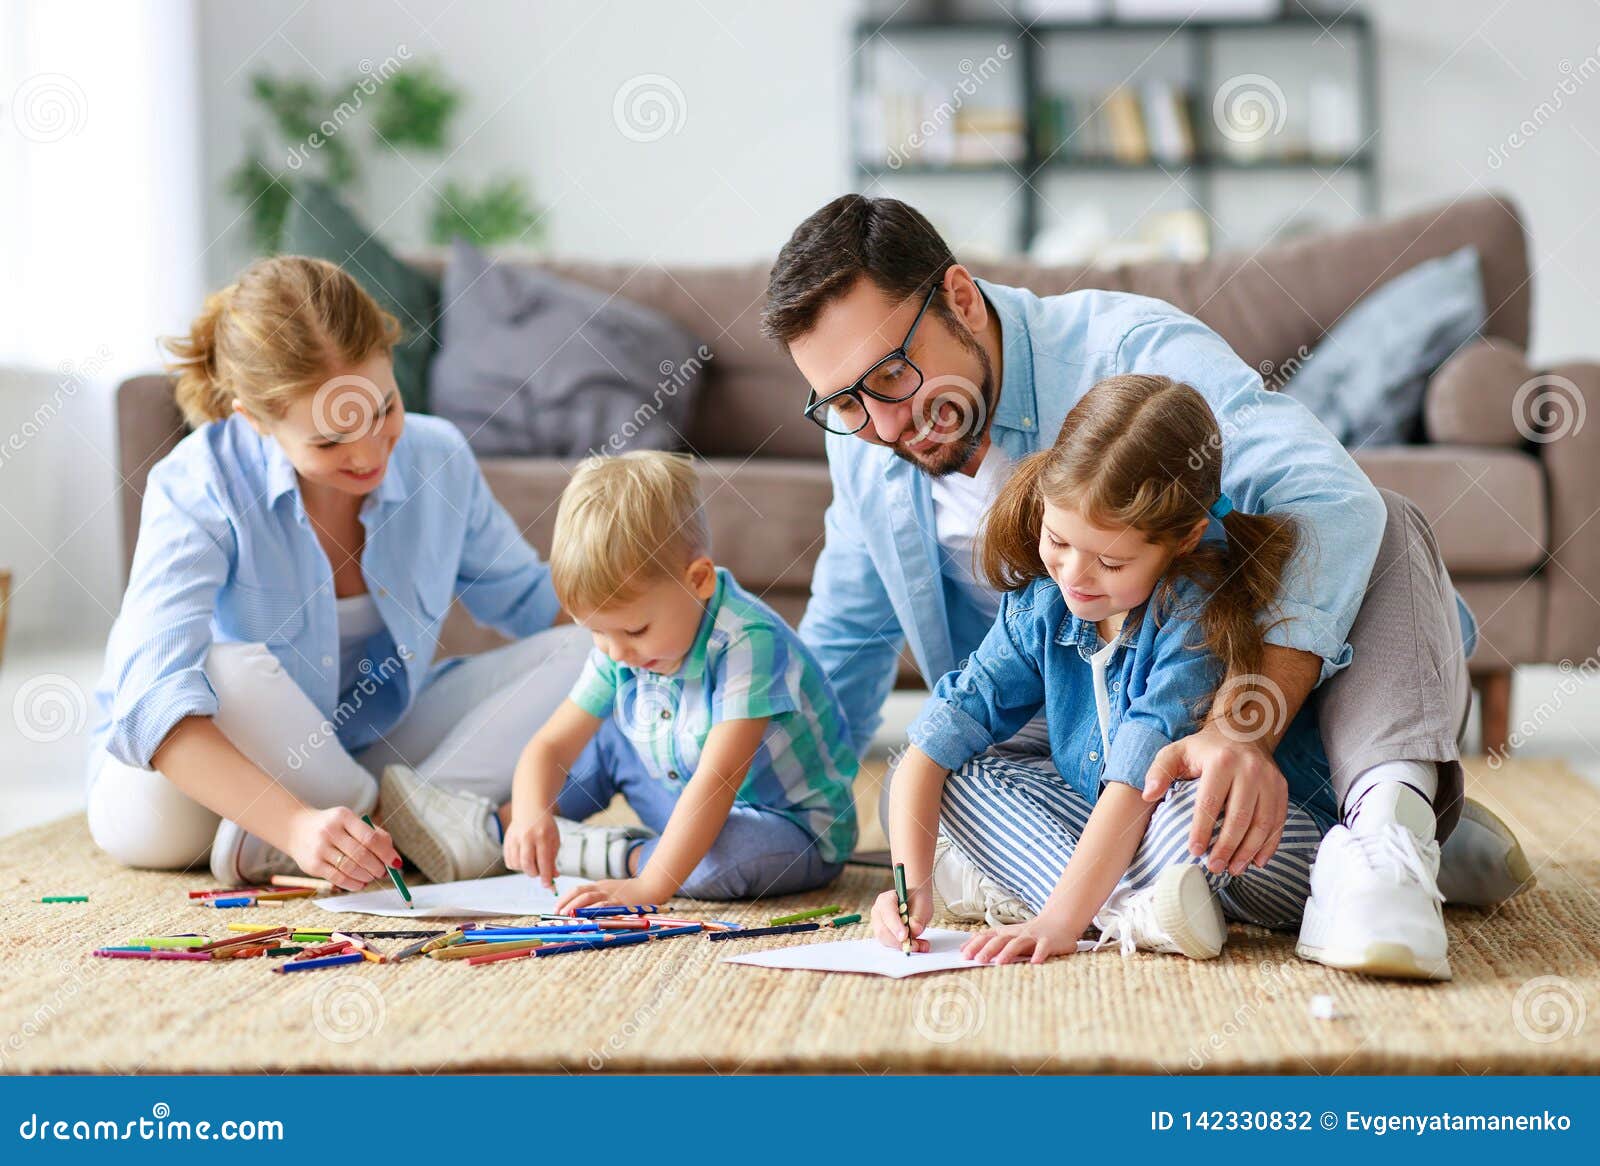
[550,451,711,615]
[161,255,401,426]
[979,373,1300,696]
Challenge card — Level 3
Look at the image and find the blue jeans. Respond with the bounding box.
[555,720,844,901]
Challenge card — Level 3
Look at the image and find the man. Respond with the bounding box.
[764,194,1529,980]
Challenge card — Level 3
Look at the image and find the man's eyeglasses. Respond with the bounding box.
[802,283,939,436]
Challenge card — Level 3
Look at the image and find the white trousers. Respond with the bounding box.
[86,626,592,871]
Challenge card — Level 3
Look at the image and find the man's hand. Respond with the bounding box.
[1142,721,1289,876]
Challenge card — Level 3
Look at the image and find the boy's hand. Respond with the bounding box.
[871,886,932,952]
[961,914,1083,965]
[556,875,670,914]
[503,814,561,889]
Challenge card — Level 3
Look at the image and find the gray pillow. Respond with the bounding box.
[1282,246,1485,448]
[430,241,706,457]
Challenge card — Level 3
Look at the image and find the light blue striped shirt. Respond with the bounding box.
[569,568,859,863]
[88,413,560,780]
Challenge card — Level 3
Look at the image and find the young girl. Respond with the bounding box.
[873,373,1339,964]
[86,255,591,890]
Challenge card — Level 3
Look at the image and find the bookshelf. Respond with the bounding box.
[850,5,1379,256]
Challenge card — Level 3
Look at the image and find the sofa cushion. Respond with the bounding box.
[1353,446,1545,573]
[1425,336,1532,447]
[430,242,708,457]
[279,181,440,414]
[1281,246,1483,447]
[476,456,832,592]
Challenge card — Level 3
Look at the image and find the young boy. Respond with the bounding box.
[497,451,856,908]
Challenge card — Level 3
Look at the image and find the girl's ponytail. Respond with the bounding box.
[162,285,238,425]
[1175,506,1301,692]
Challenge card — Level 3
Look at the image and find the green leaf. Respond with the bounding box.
[427,176,544,246]
[224,150,294,254]
[371,63,461,151]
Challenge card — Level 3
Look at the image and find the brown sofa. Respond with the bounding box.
[115,193,1598,753]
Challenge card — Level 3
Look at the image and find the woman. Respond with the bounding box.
[86,255,590,891]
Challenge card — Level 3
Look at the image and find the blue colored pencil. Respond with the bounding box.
[706,921,820,942]
[533,932,653,958]
[273,952,365,973]
[462,924,602,937]
[571,904,660,918]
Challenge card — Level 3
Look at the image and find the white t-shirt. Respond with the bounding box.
[336,592,386,695]
[929,443,1012,622]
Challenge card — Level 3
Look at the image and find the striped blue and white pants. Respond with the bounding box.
[938,751,1326,929]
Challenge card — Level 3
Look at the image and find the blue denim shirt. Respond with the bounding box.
[87,413,560,778]
[800,279,1396,758]
[908,575,1340,832]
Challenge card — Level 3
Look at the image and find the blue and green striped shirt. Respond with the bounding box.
[569,568,859,863]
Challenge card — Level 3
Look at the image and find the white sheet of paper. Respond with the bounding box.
[312,872,590,919]
[722,927,1094,978]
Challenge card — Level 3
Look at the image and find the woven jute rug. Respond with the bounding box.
[2,758,1596,1075]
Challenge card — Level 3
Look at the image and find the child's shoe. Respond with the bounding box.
[929,833,1034,926]
[554,818,656,880]
[1093,864,1227,959]
[379,765,506,884]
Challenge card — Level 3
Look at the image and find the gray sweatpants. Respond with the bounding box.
[1317,489,1471,842]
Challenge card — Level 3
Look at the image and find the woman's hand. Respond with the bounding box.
[871,886,932,952]
[285,806,401,893]
[961,913,1084,965]
[503,814,561,889]
[555,875,669,914]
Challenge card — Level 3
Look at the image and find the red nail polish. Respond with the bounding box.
[391,857,402,868]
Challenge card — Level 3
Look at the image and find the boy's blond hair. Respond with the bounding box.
[550,451,711,614]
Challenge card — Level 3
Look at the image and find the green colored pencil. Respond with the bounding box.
[362,814,413,909]
[41,895,88,903]
[769,904,843,926]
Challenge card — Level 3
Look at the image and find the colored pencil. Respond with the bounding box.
[188,887,272,899]
[571,905,659,918]
[93,949,211,961]
[431,938,548,960]
[274,952,365,973]
[420,929,465,954]
[826,913,863,928]
[41,896,88,903]
[270,874,335,891]
[194,927,290,953]
[894,863,912,957]
[533,932,653,958]
[127,936,210,949]
[707,922,820,942]
[460,924,602,938]
[362,814,412,909]
[769,905,842,926]
[389,935,436,963]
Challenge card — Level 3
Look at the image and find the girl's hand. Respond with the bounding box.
[871,886,932,952]
[556,875,669,914]
[961,914,1083,965]
[285,806,401,893]
[503,814,561,889]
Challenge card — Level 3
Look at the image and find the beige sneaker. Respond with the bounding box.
[1094,864,1227,960]
[1438,797,1534,907]
[929,833,1034,926]
[379,765,506,884]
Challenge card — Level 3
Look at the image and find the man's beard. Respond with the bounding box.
[891,334,996,478]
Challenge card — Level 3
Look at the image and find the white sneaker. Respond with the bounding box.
[1093,864,1227,960]
[1296,783,1451,980]
[554,817,656,881]
[929,834,1034,926]
[379,765,506,884]
[1438,797,1534,907]
[210,819,303,886]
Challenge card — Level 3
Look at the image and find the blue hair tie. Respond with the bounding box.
[1208,492,1234,520]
